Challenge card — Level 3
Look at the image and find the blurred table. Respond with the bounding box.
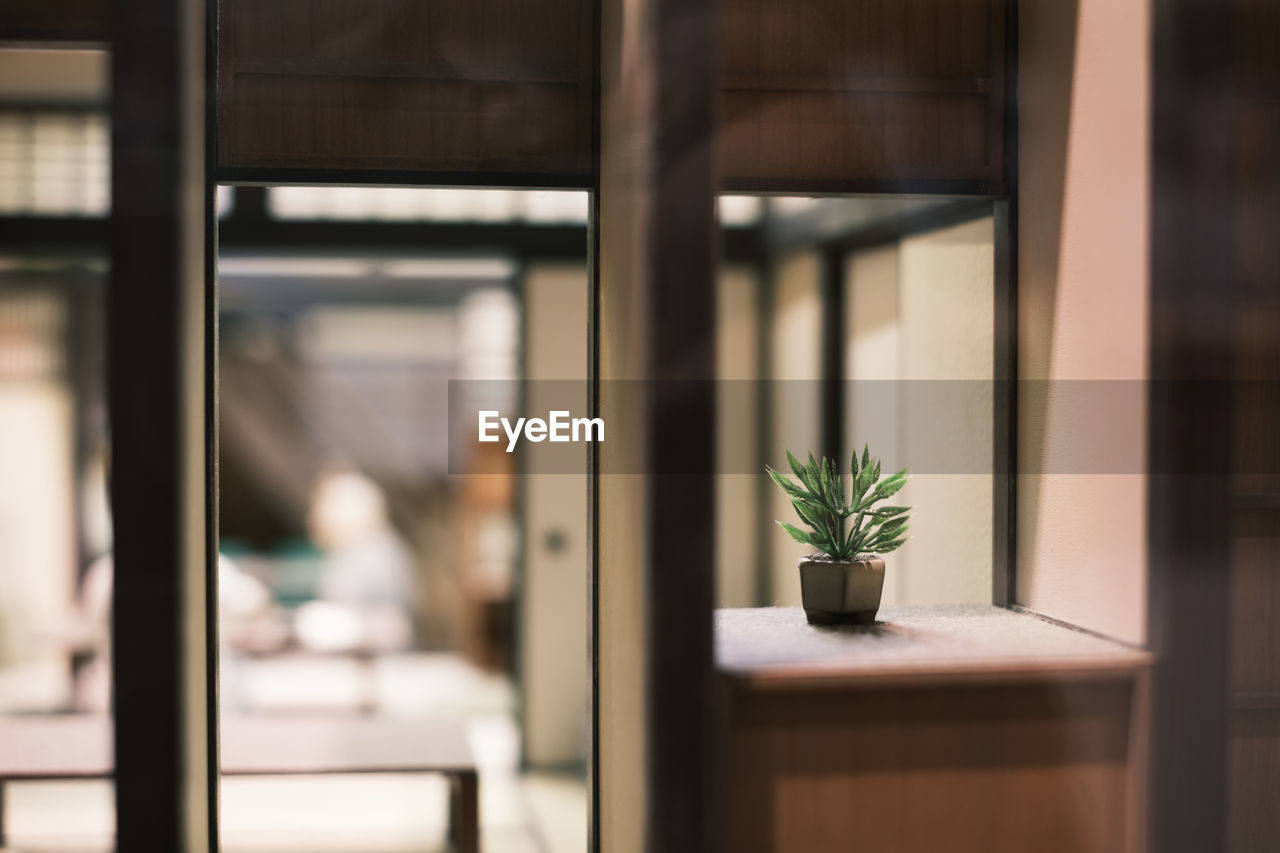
[0,713,478,853]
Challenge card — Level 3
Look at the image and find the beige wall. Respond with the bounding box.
[520,266,589,767]
[844,217,995,607]
[767,250,822,605]
[1017,0,1150,645]
[0,385,74,673]
[0,49,106,101]
[716,266,760,608]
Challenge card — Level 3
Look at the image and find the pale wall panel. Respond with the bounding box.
[717,266,761,608]
[1017,0,1150,645]
[767,251,821,606]
[843,217,994,608]
[520,265,589,767]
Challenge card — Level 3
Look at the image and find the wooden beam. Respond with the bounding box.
[0,0,107,43]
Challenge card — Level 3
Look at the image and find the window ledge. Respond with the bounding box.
[716,604,1151,691]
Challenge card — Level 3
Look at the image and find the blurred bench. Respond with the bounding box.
[0,714,478,852]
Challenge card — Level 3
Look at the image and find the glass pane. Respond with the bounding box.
[715,195,998,610]
[217,186,588,852]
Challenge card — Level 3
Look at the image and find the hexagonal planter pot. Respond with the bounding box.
[798,555,885,625]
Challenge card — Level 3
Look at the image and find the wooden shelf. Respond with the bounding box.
[716,604,1151,690]
[719,606,1151,851]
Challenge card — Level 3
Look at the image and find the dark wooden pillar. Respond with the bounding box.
[1225,0,1280,847]
[1148,1,1237,851]
[595,0,720,850]
[109,0,216,846]
[818,246,845,466]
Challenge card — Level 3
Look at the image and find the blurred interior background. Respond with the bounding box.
[0,44,998,853]
[4,0,1271,848]
[0,45,597,853]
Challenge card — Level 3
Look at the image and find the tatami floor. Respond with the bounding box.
[1,654,588,852]
[3,718,586,852]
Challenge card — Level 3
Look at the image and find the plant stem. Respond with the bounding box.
[836,498,847,557]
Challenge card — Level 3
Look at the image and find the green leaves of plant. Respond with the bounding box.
[786,450,807,483]
[768,445,912,560]
[777,521,814,546]
[767,466,807,500]
[873,470,907,501]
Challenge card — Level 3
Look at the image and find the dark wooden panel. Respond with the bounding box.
[1148,0,1239,848]
[216,0,594,180]
[1231,514,1280,695]
[1228,710,1280,853]
[1231,493,1280,853]
[1234,307,1280,498]
[1227,6,1280,849]
[1235,0,1280,98]
[1234,105,1280,304]
[725,678,1137,853]
[0,0,107,42]
[719,0,1005,186]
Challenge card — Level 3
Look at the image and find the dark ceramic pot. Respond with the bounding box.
[798,555,885,625]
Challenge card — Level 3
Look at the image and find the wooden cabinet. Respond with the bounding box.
[718,606,1150,852]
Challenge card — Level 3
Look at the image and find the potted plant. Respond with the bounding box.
[767,446,910,625]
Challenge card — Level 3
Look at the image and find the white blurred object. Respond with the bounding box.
[306,470,417,653]
[456,288,519,384]
[267,186,590,224]
[294,601,412,654]
[294,601,365,652]
[717,195,763,227]
[221,555,272,617]
[308,470,390,552]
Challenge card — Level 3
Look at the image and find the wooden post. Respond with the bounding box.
[109,0,216,846]
[819,246,845,468]
[594,0,721,849]
[1148,0,1236,850]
